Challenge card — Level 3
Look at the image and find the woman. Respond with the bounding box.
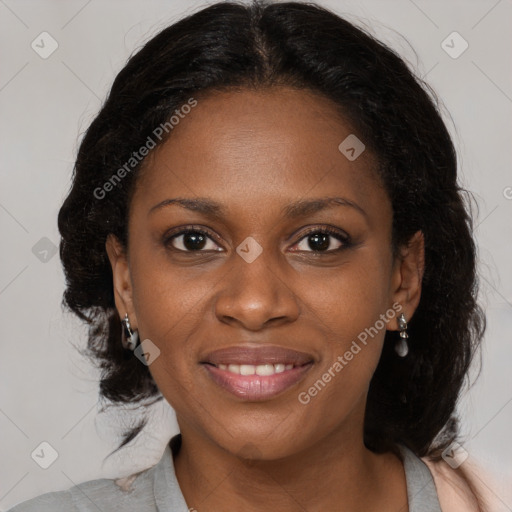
[9,1,488,510]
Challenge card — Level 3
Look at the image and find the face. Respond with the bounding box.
[107,87,423,460]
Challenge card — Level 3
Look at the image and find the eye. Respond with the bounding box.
[164,228,223,252]
[291,227,351,253]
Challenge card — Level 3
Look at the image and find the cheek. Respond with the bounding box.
[294,275,389,440]
[130,248,213,338]
[297,250,392,390]
[127,251,216,398]
[129,262,203,418]
[296,249,392,339]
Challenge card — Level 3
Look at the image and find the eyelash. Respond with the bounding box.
[163,225,352,254]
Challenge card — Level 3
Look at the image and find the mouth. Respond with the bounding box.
[200,345,315,401]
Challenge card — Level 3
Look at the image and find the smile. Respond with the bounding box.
[200,344,315,400]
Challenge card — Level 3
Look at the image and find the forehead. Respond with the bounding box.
[133,87,389,225]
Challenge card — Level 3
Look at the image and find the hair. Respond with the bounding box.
[58,0,485,471]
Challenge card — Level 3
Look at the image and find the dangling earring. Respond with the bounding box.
[395,313,409,357]
[121,313,139,351]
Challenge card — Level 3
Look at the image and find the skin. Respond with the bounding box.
[106,87,425,512]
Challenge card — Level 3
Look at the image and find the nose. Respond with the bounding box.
[213,250,300,331]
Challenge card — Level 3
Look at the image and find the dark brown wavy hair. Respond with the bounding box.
[58,0,485,470]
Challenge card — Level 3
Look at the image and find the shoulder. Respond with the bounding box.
[421,456,484,512]
[7,466,157,512]
[7,488,74,512]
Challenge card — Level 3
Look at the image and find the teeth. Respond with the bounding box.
[240,364,255,375]
[255,364,274,376]
[216,363,296,375]
[274,364,285,373]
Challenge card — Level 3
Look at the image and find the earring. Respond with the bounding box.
[121,313,139,351]
[395,313,409,357]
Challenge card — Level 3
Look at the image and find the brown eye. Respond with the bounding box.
[165,229,222,252]
[292,227,351,253]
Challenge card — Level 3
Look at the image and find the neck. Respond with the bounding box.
[172,410,408,512]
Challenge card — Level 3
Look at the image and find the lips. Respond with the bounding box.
[200,345,314,401]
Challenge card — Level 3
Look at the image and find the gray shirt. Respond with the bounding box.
[7,435,441,511]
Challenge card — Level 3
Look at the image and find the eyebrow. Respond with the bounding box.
[149,196,367,219]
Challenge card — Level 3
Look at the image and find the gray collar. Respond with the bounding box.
[398,444,442,512]
[153,436,189,511]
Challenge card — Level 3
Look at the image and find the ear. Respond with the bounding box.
[105,234,137,329]
[388,230,425,330]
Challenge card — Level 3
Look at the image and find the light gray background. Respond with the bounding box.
[1,0,511,510]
